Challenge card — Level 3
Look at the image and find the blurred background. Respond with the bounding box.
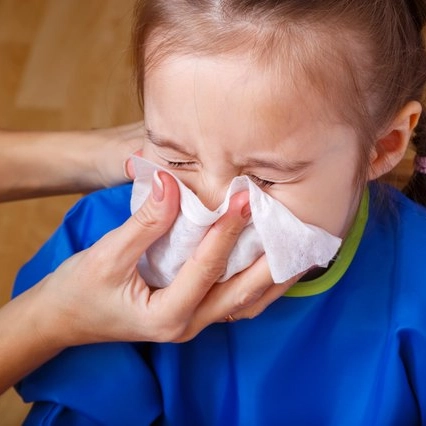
[0,0,416,424]
[0,0,140,423]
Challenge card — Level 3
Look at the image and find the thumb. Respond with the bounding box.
[99,171,180,265]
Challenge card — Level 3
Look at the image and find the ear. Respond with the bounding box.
[368,101,422,180]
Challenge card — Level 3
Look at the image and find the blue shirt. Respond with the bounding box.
[13,184,426,425]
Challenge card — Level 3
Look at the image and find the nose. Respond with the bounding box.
[189,174,233,211]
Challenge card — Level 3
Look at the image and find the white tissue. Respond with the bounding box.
[130,156,342,287]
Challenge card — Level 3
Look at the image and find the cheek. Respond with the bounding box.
[270,172,360,238]
[276,142,362,237]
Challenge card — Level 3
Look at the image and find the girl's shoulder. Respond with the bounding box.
[370,183,426,230]
[64,183,133,233]
[374,184,426,297]
[67,183,133,217]
[367,183,426,279]
[360,185,426,334]
[388,185,426,239]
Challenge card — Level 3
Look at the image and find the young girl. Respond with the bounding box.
[12,0,426,424]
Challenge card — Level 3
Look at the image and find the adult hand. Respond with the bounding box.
[0,169,301,393]
[92,121,144,188]
[35,171,299,347]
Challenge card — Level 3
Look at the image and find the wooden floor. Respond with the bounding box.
[0,0,140,423]
[0,1,417,425]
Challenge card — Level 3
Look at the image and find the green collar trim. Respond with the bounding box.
[284,189,369,298]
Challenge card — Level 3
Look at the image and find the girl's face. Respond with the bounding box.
[143,54,363,238]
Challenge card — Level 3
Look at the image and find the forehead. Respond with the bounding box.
[141,18,371,141]
[144,53,339,147]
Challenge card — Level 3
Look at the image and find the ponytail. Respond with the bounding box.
[403,110,426,207]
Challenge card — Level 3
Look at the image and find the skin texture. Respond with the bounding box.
[143,54,421,238]
[143,55,361,238]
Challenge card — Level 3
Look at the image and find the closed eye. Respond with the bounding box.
[247,174,275,188]
[166,160,197,168]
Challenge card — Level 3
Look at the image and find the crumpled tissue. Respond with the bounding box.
[130,156,342,288]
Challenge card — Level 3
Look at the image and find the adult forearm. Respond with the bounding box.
[0,129,102,201]
[0,123,143,202]
[0,283,63,394]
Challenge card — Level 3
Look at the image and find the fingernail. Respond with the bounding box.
[241,202,251,219]
[152,170,164,202]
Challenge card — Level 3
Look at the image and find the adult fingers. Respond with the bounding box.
[225,271,305,321]
[155,191,251,320]
[123,149,143,180]
[96,171,180,268]
[178,261,304,341]
[178,255,273,340]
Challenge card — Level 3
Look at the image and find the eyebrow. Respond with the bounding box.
[243,157,312,173]
[146,129,195,156]
[146,129,312,173]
